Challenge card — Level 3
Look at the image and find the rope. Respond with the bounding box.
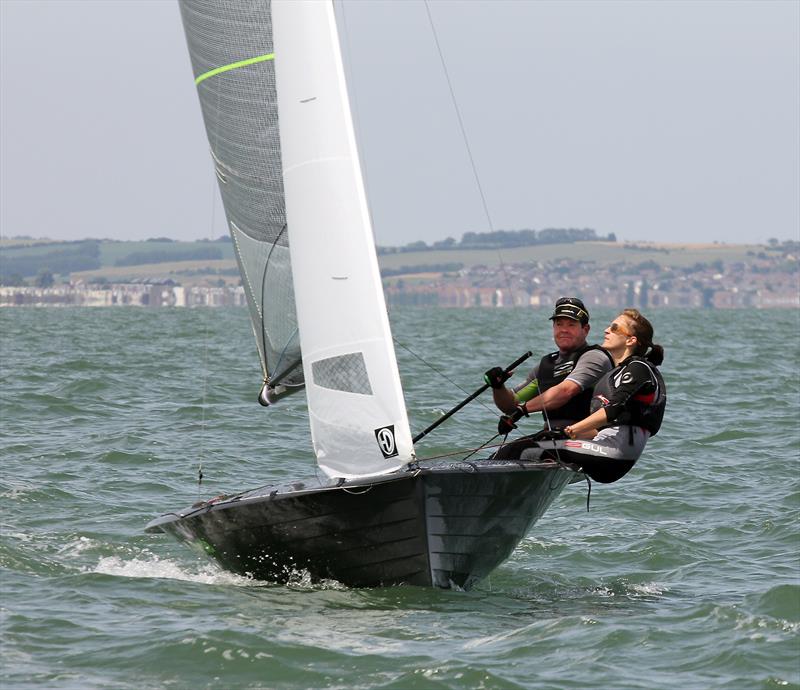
[197,178,215,488]
[260,224,294,382]
[393,337,496,415]
[416,438,505,463]
[196,72,225,489]
[459,435,500,463]
[422,0,516,306]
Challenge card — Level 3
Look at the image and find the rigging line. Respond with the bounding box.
[524,396,570,474]
[392,336,495,415]
[196,70,225,487]
[260,224,288,381]
[336,1,380,238]
[540,404,570,475]
[422,0,516,305]
[459,434,501,463]
[269,336,301,386]
[422,1,491,232]
[197,165,218,487]
[417,437,505,462]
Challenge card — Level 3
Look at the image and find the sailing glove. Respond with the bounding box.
[497,404,528,435]
[484,366,511,389]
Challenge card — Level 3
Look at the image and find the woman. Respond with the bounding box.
[561,309,666,483]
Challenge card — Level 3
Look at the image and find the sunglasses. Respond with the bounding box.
[609,321,634,337]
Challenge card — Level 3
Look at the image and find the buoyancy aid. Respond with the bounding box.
[537,344,612,422]
[591,356,667,435]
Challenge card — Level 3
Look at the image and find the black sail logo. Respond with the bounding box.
[374,425,398,458]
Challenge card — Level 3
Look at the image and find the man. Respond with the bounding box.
[485,297,613,434]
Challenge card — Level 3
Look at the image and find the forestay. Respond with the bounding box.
[179,1,303,398]
[273,0,414,477]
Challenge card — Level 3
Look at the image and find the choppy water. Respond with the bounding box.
[1,306,798,689]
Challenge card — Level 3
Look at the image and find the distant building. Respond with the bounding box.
[0,283,247,308]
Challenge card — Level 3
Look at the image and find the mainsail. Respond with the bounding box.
[180,0,414,479]
[179,0,303,398]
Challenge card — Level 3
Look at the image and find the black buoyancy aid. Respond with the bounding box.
[591,356,667,435]
[537,344,611,422]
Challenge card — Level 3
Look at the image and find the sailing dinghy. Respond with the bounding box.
[146,0,576,589]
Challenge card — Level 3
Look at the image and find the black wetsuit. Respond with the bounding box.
[496,356,666,484]
[559,356,666,482]
[535,344,613,423]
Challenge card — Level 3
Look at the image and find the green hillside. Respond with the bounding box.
[0,235,789,287]
[377,241,766,272]
[0,238,235,282]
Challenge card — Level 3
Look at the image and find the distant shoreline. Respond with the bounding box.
[1,237,796,309]
[2,280,796,309]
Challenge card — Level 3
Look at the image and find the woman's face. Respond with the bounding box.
[602,315,636,353]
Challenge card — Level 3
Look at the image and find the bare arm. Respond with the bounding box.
[521,379,581,416]
[565,408,609,439]
[491,365,538,414]
[565,360,655,439]
[492,387,519,414]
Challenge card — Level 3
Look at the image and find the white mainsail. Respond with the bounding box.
[273,0,414,478]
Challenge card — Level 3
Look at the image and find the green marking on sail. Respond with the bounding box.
[195,53,275,86]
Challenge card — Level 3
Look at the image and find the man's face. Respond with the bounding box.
[552,317,590,352]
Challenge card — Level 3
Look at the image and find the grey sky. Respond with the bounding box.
[1,0,798,246]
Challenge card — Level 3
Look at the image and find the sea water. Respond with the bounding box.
[1,306,798,690]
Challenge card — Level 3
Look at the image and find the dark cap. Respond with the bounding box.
[549,297,589,325]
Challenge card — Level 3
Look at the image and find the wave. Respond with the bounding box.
[89,553,256,586]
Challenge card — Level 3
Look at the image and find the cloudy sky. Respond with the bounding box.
[1,0,798,246]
